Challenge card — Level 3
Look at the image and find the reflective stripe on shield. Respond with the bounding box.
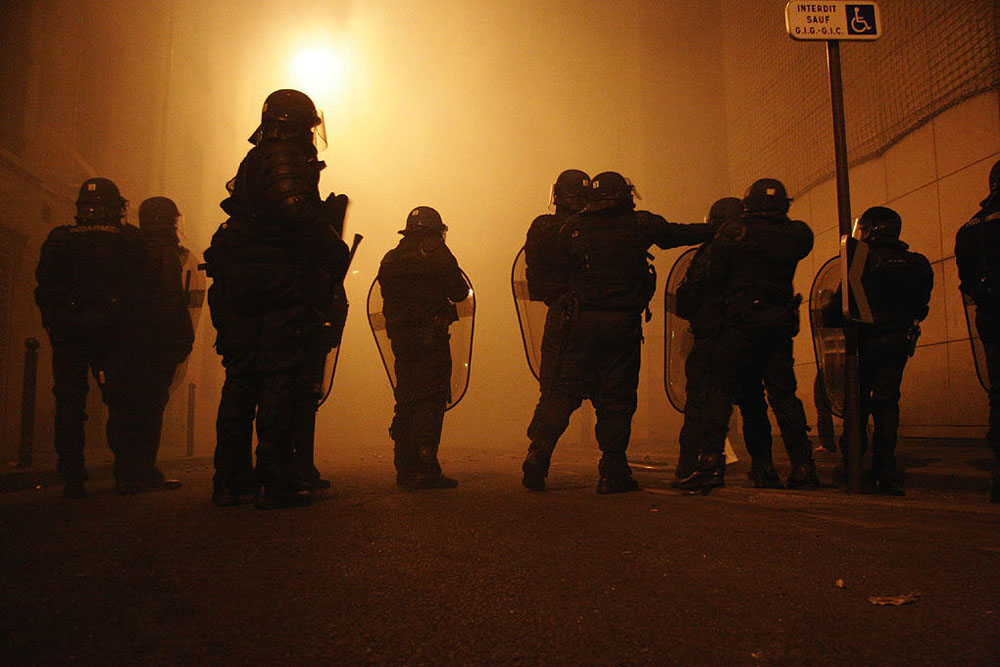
[367,269,476,411]
[510,246,546,381]
[316,344,341,408]
[962,293,991,392]
[809,256,846,418]
[663,247,697,412]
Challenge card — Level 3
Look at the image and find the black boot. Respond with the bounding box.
[254,484,313,509]
[521,447,550,491]
[748,461,784,489]
[408,445,458,490]
[142,467,181,491]
[872,468,905,496]
[596,475,640,494]
[786,461,820,490]
[677,453,726,493]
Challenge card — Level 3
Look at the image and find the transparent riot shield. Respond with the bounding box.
[169,247,207,393]
[809,256,846,417]
[663,247,698,412]
[367,270,475,411]
[963,293,991,392]
[510,246,547,381]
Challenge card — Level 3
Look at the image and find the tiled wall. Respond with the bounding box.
[789,90,1000,440]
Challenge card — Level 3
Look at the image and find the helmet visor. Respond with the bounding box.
[851,216,868,241]
[313,108,328,152]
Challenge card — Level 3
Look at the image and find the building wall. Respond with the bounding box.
[790,90,1000,440]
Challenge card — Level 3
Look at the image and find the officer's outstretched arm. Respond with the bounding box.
[640,211,714,249]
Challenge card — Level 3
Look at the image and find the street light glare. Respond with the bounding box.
[290,47,345,103]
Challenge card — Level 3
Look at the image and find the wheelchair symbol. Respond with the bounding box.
[848,5,875,34]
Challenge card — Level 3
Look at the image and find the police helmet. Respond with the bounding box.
[399,206,447,235]
[742,178,791,215]
[138,197,180,231]
[853,206,902,243]
[75,178,126,224]
[990,158,1000,194]
[249,89,322,145]
[552,169,590,211]
[707,197,743,225]
[588,171,634,211]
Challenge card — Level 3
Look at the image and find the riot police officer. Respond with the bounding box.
[846,206,933,495]
[205,89,350,508]
[520,169,589,490]
[522,172,714,493]
[377,206,468,489]
[131,197,193,491]
[679,178,817,493]
[955,158,1000,502]
[674,197,785,488]
[35,178,151,498]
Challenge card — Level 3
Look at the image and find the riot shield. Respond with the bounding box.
[180,246,207,333]
[316,344,341,408]
[809,256,846,418]
[510,246,547,381]
[663,247,698,412]
[169,247,207,393]
[367,269,475,411]
[963,292,991,392]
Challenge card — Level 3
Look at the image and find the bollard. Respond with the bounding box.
[18,337,40,468]
[186,382,196,457]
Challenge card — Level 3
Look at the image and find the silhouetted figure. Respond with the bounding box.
[520,169,590,490]
[378,207,468,489]
[955,158,1000,503]
[35,178,151,498]
[205,89,350,508]
[844,206,932,496]
[679,179,817,493]
[674,196,786,489]
[522,172,713,493]
[128,197,194,492]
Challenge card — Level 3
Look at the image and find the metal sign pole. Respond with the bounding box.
[827,39,863,493]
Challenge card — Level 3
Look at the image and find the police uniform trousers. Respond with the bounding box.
[388,328,452,476]
[48,334,146,485]
[125,358,177,485]
[854,328,911,479]
[526,310,641,480]
[677,329,773,477]
[697,319,811,466]
[976,311,1000,464]
[213,262,317,492]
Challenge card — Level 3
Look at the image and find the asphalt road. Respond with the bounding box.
[2,445,999,666]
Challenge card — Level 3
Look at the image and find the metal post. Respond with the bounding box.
[18,338,40,468]
[186,382,196,457]
[827,40,863,493]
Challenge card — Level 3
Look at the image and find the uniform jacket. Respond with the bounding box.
[955,198,1000,318]
[709,212,813,326]
[559,204,713,314]
[860,238,933,332]
[525,211,573,306]
[35,222,150,342]
[377,235,468,338]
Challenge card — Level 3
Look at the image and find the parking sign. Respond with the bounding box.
[785,2,882,41]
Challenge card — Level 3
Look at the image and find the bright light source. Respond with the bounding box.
[290,47,346,105]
